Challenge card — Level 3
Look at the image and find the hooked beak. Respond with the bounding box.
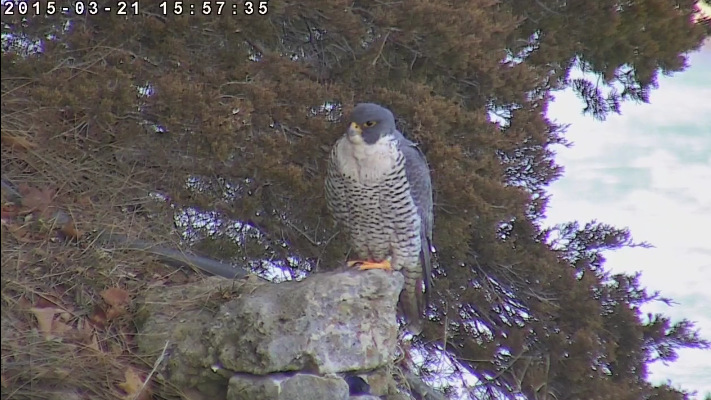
[347,122,362,137]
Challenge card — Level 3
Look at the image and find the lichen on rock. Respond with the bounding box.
[136,269,406,399]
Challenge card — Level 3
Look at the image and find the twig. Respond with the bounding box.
[372,30,392,66]
[135,340,170,400]
[283,219,319,246]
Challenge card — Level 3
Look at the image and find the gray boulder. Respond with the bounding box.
[228,373,349,400]
[135,269,403,398]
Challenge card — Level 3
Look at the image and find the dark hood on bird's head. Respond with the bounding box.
[347,103,396,145]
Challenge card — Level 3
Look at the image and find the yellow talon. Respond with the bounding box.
[347,259,392,271]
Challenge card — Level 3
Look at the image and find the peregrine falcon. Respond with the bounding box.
[325,103,433,333]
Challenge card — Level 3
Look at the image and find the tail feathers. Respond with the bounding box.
[399,272,425,334]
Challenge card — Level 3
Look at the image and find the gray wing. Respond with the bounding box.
[395,131,434,298]
[325,140,350,231]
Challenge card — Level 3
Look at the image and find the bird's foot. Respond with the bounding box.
[347,259,392,271]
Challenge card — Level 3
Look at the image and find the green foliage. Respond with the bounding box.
[2,0,708,399]
[501,0,709,120]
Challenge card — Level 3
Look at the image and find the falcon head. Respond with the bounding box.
[346,103,396,145]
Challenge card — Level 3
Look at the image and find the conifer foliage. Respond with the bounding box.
[2,1,709,399]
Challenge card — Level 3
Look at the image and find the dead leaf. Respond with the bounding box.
[101,287,130,307]
[88,332,100,352]
[52,318,73,336]
[29,306,78,341]
[89,304,108,328]
[19,184,55,216]
[67,318,100,350]
[77,194,94,207]
[17,296,32,310]
[81,321,101,351]
[30,307,62,340]
[34,296,63,309]
[106,304,128,320]
[117,367,151,400]
[1,134,37,151]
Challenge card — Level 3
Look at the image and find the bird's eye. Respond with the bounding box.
[364,121,377,127]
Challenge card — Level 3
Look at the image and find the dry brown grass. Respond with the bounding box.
[1,105,202,400]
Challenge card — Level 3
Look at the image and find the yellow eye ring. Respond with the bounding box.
[363,120,377,127]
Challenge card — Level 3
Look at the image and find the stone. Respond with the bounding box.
[228,373,349,400]
[135,269,404,397]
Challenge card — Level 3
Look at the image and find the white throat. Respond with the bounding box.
[336,135,398,183]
